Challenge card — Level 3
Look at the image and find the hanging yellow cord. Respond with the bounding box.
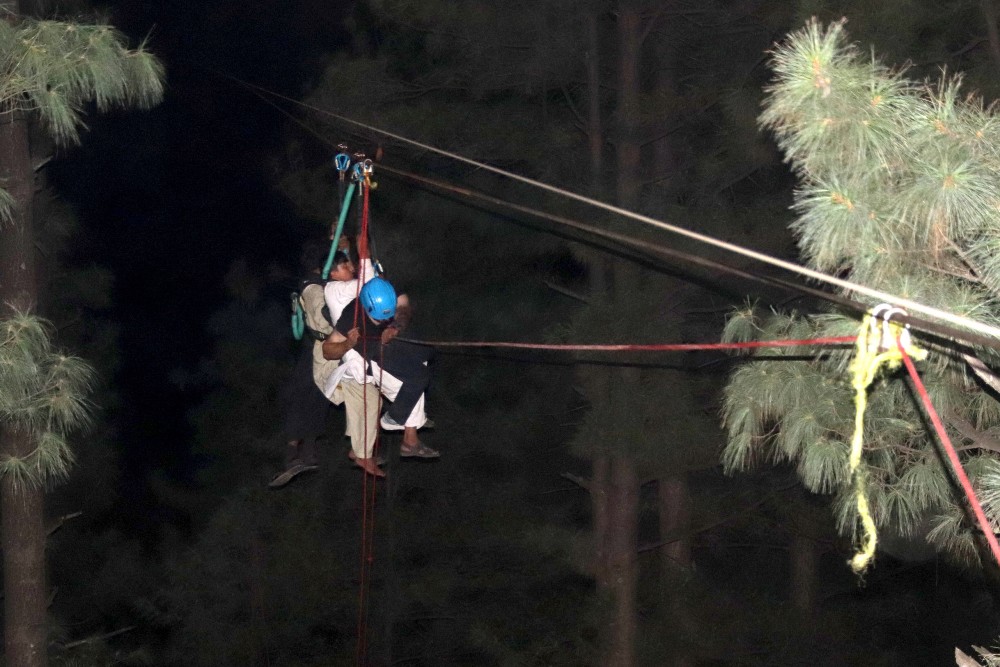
[848,313,926,573]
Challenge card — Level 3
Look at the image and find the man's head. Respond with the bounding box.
[299,239,328,275]
[359,277,397,322]
[327,250,356,281]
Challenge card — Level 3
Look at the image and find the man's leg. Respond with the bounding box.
[381,341,432,426]
[369,363,428,429]
[369,363,438,458]
[280,343,328,468]
[340,378,383,474]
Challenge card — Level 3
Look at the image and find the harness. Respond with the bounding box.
[291,277,334,342]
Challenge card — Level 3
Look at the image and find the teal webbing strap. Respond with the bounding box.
[322,181,358,278]
[291,291,305,340]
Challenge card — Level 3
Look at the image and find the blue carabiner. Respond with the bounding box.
[334,153,351,172]
[351,162,366,182]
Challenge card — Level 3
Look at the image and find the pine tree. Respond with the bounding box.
[0,4,163,663]
[721,19,1000,572]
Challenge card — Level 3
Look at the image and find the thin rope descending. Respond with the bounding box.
[225,75,1000,342]
[354,175,383,667]
[897,340,1000,570]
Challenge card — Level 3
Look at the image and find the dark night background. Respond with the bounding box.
[15,0,1000,664]
[50,0,352,516]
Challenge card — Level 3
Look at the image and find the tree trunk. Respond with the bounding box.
[586,11,603,196]
[0,110,35,312]
[593,8,646,665]
[592,454,611,590]
[982,0,1000,76]
[615,4,642,212]
[0,430,47,667]
[604,456,638,667]
[658,474,691,575]
[652,16,679,196]
[789,531,817,615]
[0,64,47,665]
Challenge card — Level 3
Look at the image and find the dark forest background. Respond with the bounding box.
[19,0,1000,664]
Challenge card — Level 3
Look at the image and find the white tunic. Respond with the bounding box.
[322,259,375,400]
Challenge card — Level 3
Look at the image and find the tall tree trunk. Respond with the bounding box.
[982,0,1000,76]
[789,531,817,615]
[659,473,693,666]
[605,456,638,667]
[652,14,679,197]
[0,112,34,311]
[1,429,46,667]
[592,454,612,590]
[658,474,691,575]
[593,7,646,665]
[615,4,642,212]
[0,99,47,665]
[586,11,603,197]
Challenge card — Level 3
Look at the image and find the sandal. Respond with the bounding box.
[268,462,317,489]
[400,441,440,459]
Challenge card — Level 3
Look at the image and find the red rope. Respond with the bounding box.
[355,178,378,667]
[897,338,1000,570]
[399,335,857,351]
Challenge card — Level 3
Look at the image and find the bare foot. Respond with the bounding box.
[353,457,386,477]
[348,450,385,465]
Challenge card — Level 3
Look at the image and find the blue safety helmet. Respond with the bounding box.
[359,277,397,321]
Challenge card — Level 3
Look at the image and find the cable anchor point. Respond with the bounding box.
[870,304,920,357]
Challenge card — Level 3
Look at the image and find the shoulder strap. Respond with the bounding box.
[296,278,334,339]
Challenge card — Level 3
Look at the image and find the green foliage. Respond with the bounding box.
[722,19,1000,568]
[0,311,93,490]
[0,18,164,145]
[0,14,164,223]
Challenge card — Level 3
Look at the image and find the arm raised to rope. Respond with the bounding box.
[322,328,359,361]
[382,294,411,345]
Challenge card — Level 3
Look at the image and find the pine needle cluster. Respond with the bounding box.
[722,19,1000,567]
[0,13,164,222]
[0,312,94,490]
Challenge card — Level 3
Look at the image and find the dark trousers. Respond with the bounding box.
[280,342,329,463]
[381,340,433,424]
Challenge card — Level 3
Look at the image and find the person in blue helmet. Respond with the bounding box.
[323,275,438,475]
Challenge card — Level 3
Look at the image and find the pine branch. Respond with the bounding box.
[59,626,135,650]
[544,280,589,303]
[957,647,985,667]
[44,510,80,536]
[964,354,1000,395]
[948,414,1000,454]
[638,482,800,553]
[560,471,591,493]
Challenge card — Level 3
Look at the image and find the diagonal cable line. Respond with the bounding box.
[227,72,1000,343]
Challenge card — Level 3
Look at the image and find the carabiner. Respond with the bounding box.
[870,304,911,352]
[351,162,366,182]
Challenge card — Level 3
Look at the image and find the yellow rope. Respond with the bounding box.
[847,314,926,573]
